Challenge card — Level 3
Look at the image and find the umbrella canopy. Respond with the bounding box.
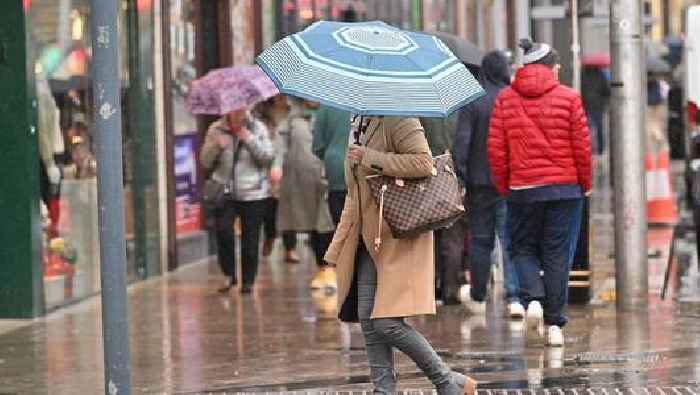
[186,65,279,115]
[256,21,484,118]
[430,31,483,66]
[581,53,610,67]
[647,55,671,74]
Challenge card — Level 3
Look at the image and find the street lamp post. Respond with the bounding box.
[90,0,132,393]
[609,0,649,310]
[514,0,531,64]
[572,0,581,92]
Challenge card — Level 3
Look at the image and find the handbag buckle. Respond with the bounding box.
[395,179,405,187]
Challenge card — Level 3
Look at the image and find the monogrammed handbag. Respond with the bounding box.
[366,153,465,250]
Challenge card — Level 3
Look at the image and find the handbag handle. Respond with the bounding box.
[374,184,388,251]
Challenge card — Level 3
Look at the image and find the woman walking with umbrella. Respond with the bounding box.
[258,21,484,393]
[189,66,278,294]
[277,97,337,289]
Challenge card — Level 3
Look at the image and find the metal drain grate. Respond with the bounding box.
[188,386,699,395]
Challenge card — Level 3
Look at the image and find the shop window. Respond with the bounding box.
[276,0,421,36]
[27,0,161,309]
[169,0,202,238]
[27,0,100,309]
[423,0,455,33]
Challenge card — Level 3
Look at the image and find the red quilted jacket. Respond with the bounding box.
[487,64,592,196]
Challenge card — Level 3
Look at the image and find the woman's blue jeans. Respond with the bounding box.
[356,245,464,394]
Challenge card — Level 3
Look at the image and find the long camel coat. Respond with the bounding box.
[324,116,436,321]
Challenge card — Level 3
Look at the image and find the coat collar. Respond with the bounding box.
[361,117,383,146]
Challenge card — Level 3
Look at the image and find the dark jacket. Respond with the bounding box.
[453,51,511,188]
[581,67,611,116]
[420,112,459,156]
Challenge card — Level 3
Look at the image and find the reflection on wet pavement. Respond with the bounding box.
[1,160,699,393]
[1,251,700,394]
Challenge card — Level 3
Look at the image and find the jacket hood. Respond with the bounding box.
[478,51,512,90]
[511,64,559,98]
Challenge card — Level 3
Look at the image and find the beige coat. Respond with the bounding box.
[324,117,436,320]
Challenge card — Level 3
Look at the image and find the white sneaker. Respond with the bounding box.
[546,347,564,368]
[508,302,526,319]
[458,284,471,304]
[546,325,564,347]
[467,300,487,314]
[526,301,544,332]
[458,285,487,314]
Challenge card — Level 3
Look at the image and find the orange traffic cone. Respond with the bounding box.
[645,150,678,225]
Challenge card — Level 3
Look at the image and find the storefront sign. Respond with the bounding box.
[174,134,201,235]
[530,5,567,20]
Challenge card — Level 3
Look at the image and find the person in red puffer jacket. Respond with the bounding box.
[487,39,592,348]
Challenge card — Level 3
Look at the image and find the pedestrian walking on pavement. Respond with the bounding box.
[277,98,337,289]
[452,50,524,319]
[312,104,351,226]
[255,95,300,263]
[200,107,275,294]
[325,116,476,394]
[487,39,592,347]
[420,112,466,305]
[581,65,611,155]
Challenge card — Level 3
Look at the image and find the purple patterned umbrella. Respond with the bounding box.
[186,65,279,115]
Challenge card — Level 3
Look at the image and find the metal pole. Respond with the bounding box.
[491,0,507,49]
[90,0,132,393]
[609,0,648,310]
[571,0,581,92]
[514,0,531,65]
[534,0,554,44]
[476,0,486,49]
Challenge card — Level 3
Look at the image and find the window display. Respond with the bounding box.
[28,0,161,309]
[423,0,455,33]
[28,1,99,308]
[169,0,202,237]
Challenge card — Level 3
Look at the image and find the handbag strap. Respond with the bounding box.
[374,119,391,251]
[374,183,388,251]
[227,140,244,194]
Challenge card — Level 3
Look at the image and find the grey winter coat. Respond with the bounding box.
[200,116,274,202]
[277,106,334,233]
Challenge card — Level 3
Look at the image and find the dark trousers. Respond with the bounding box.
[263,197,277,240]
[309,231,333,267]
[282,231,297,251]
[468,187,518,303]
[262,197,297,251]
[435,216,468,301]
[508,199,581,327]
[328,190,347,226]
[588,112,605,155]
[215,199,266,286]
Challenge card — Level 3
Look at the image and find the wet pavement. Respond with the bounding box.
[1,247,700,394]
[2,159,700,394]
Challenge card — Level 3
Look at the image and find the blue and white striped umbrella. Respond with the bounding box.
[256,21,484,117]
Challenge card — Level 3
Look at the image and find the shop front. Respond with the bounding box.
[160,0,264,269]
[275,0,424,36]
[0,0,163,318]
